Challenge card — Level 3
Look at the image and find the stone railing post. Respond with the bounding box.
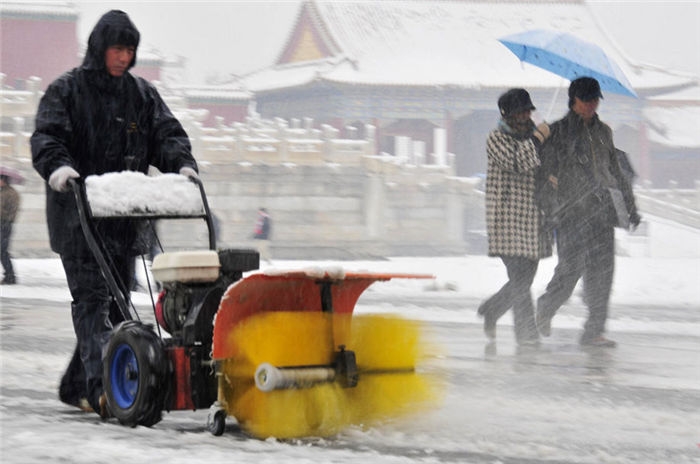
[321,124,339,158]
[188,120,203,158]
[365,124,376,155]
[364,174,385,238]
[667,180,678,200]
[12,117,24,158]
[27,76,42,110]
[303,117,313,132]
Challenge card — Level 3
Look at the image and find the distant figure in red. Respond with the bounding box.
[253,207,272,264]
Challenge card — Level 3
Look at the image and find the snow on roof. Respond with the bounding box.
[642,83,700,148]
[0,1,77,18]
[135,50,164,64]
[648,82,700,103]
[85,172,205,217]
[643,106,700,148]
[244,0,694,94]
[182,86,252,101]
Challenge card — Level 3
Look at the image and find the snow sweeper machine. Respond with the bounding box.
[69,171,439,439]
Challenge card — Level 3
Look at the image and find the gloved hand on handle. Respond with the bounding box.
[179,166,199,180]
[48,166,80,192]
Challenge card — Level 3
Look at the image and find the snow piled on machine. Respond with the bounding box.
[263,266,347,279]
[85,171,205,217]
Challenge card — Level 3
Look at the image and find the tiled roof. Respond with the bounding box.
[182,87,252,101]
[244,0,694,94]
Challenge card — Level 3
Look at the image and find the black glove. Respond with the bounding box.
[629,211,641,231]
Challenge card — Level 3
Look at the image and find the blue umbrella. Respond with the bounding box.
[499,29,638,98]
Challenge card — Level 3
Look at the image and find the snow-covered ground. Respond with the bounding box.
[1,214,698,463]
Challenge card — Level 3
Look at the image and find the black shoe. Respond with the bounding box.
[483,312,497,339]
[536,309,552,337]
[1,277,16,285]
[59,393,93,412]
[516,339,541,354]
[484,340,497,357]
[580,335,617,348]
[477,300,489,317]
[98,393,112,420]
[59,394,94,413]
[58,381,90,411]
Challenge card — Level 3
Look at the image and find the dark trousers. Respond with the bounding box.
[480,256,539,343]
[59,254,133,410]
[537,216,615,341]
[1,223,15,282]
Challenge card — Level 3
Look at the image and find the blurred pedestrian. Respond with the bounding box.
[478,89,552,348]
[31,10,199,417]
[0,174,20,285]
[253,207,272,264]
[536,77,640,348]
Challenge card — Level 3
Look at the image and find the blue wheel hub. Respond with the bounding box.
[110,344,139,409]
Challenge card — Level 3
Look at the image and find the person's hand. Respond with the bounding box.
[629,211,641,231]
[179,167,199,180]
[48,166,80,192]
[533,123,551,143]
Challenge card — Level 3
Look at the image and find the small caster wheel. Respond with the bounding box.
[207,407,226,436]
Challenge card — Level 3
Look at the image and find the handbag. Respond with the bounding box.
[604,187,630,229]
[587,143,632,229]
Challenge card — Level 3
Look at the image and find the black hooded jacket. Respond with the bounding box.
[31,10,198,257]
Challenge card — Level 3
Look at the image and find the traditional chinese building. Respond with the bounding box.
[242,0,697,181]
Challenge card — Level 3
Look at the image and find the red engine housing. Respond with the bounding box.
[166,346,195,411]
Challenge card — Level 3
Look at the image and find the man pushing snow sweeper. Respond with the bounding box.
[31,9,199,418]
[29,9,439,439]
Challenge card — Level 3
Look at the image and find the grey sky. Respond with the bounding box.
[75,1,700,84]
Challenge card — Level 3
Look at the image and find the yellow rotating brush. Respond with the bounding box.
[220,311,441,439]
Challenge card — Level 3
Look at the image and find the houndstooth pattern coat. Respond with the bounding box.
[485,128,552,260]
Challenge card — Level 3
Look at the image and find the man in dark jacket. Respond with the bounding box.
[535,77,639,348]
[31,10,199,417]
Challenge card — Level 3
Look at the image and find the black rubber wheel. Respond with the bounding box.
[207,408,227,436]
[104,321,168,427]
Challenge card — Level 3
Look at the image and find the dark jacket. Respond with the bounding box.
[31,10,197,257]
[539,110,637,227]
[0,184,19,225]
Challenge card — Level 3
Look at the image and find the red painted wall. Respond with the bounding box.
[131,65,161,83]
[192,102,249,126]
[1,17,79,88]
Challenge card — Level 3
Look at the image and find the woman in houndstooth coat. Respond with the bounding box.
[478,88,552,348]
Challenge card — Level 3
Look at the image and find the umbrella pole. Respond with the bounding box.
[545,78,567,121]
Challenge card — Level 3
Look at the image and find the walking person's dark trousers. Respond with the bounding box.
[1,223,15,282]
[537,215,615,341]
[59,254,133,411]
[480,256,539,343]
